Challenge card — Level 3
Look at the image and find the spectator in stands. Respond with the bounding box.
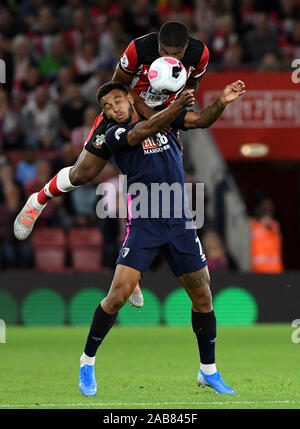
[49,66,74,104]
[193,0,219,39]
[89,0,122,36]
[122,0,159,39]
[60,83,86,141]
[233,0,257,36]
[58,0,85,31]
[0,162,32,268]
[243,12,279,63]
[74,38,101,82]
[0,89,22,150]
[277,0,300,37]
[70,105,99,148]
[20,65,43,102]
[63,7,96,54]
[39,34,71,80]
[98,17,130,67]
[15,147,37,186]
[209,14,240,63]
[157,0,194,29]
[258,52,281,71]
[280,19,300,65]
[28,6,59,59]
[21,85,61,149]
[222,41,244,69]
[250,207,284,273]
[11,35,35,87]
[69,179,99,227]
[81,60,112,103]
[17,0,47,32]
[202,228,229,271]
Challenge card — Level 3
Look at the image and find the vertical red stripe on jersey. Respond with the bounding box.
[120,40,138,74]
[85,113,104,144]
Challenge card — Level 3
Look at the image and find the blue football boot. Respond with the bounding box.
[197,370,236,394]
[79,364,97,396]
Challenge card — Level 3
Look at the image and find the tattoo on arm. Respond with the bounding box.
[193,98,226,129]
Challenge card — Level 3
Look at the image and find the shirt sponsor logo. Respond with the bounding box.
[142,134,170,155]
[92,134,105,148]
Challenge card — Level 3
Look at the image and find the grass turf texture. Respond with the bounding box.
[0,324,299,409]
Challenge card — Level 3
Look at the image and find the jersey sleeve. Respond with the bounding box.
[171,110,188,130]
[105,124,135,153]
[119,40,138,75]
[190,44,209,79]
[84,113,112,160]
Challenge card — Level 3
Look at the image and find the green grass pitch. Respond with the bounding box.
[0,324,299,409]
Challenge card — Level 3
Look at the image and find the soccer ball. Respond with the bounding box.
[148,57,187,94]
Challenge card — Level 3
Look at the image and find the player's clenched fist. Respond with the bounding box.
[219,80,246,105]
[178,89,195,107]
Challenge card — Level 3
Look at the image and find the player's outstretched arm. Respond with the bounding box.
[184,80,246,130]
[127,90,195,146]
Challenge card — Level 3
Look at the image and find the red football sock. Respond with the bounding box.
[37,167,76,205]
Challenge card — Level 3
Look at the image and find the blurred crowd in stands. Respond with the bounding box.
[0,0,289,271]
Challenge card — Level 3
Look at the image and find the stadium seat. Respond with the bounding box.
[31,228,66,271]
[67,228,104,271]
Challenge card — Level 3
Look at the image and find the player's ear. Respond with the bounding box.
[127,92,134,105]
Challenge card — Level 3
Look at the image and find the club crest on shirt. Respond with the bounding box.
[93,134,105,148]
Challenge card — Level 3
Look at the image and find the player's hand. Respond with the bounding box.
[219,80,246,105]
[178,89,195,108]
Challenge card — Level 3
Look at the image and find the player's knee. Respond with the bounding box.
[192,287,212,312]
[106,288,129,312]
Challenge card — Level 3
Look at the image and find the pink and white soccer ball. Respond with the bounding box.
[148,57,187,94]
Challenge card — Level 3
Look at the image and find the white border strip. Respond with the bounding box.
[0,400,298,408]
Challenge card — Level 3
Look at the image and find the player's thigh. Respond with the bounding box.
[70,148,107,185]
[178,266,212,312]
[102,264,141,309]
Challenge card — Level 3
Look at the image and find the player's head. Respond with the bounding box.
[97,82,135,124]
[158,21,189,60]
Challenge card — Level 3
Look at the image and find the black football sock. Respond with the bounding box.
[84,304,118,357]
[192,310,216,364]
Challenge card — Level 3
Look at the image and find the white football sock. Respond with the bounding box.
[80,352,95,367]
[200,363,217,375]
[56,166,77,192]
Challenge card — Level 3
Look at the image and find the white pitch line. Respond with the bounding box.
[0,400,299,408]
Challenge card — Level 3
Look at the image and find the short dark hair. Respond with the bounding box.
[96,82,128,106]
[158,21,189,48]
